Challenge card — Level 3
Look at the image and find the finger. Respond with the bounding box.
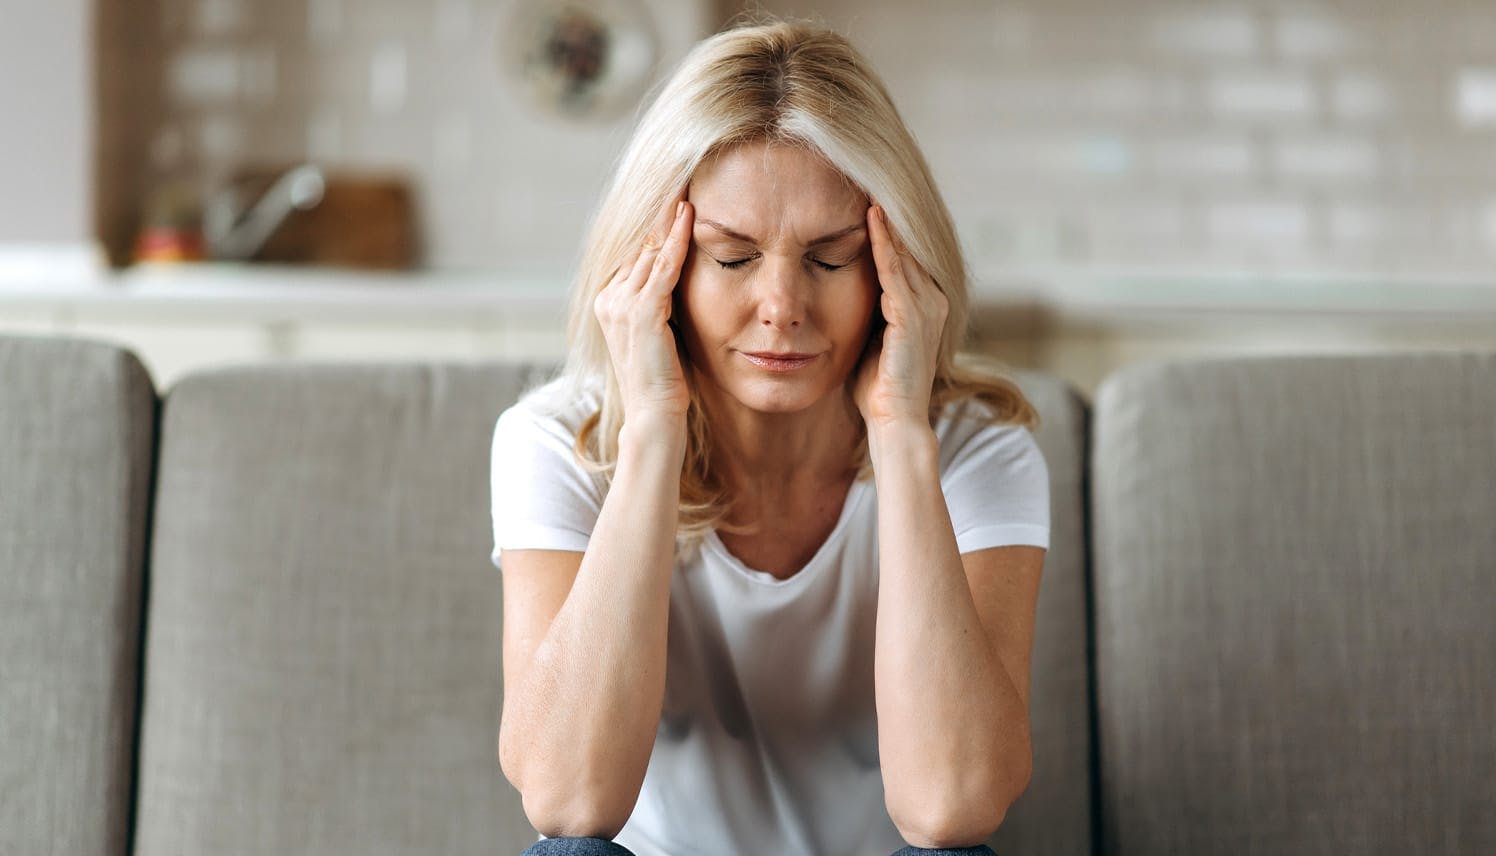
[868,204,913,298]
[626,192,688,292]
[644,200,692,297]
[647,187,689,246]
[614,244,645,285]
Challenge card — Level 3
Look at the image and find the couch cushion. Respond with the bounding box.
[1091,351,1496,854]
[0,333,156,856]
[990,369,1095,856]
[132,360,553,855]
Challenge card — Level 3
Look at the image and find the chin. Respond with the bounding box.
[722,370,843,414]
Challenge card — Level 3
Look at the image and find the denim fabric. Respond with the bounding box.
[889,847,996,856]
[521,838,997,855]
[521,838,636,855]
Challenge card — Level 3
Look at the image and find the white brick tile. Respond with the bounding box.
[991,2,1033,54]
[369,41,407,115]
[983,134,1135,178]
[307,0,341,44]
[130,0,1496,275]
[196,113,245,161]
[1149,9,1259,58]
[433,113,473,173]
[169,47,241,105]
[1147,135,1255,179]
[1208,71,1316,121]
[1478,200,1496,250]
[1448,7,1496,60]
[1072,68,1152,116]
[1089,202,1190,257]
[1272,11,1355,60]
[307,110,340,161]
[1207,199,1311,245]
[239,44,277,104]
[1271,136,1380,182]
[1327,203,1390,244]
[1454,68,1496,128]
[1330,72,1393,122]
[195,0,244,36]
[434,0,474,45]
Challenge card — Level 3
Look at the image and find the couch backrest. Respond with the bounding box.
[991,370,1095,856]
[125,357,1095,855]
[0,335,157,856]
[1090,351,1496,854]
[130,360,554,854]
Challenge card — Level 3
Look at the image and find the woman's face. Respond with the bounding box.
[675,142,880,415]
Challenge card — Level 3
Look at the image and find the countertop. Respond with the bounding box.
[4,258,1496,326]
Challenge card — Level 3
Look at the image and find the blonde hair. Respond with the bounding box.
[552,12,1040,556]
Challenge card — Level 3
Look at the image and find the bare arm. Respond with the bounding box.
[500,192,695,837]
[869,421,1032,847]
[499,415,686,837]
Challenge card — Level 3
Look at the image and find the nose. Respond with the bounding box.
[754,258,811,329]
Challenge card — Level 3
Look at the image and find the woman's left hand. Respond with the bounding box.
[851,203,949,430]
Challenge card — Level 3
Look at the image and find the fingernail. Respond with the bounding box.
[675,201,685,219]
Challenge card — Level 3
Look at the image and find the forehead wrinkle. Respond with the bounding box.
[691,144,867,248]
[697,218,864,248]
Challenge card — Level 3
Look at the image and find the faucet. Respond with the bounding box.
[204,164,326,261]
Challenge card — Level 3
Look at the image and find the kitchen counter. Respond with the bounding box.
[4,260,1496,326]
[4,257,1495,393]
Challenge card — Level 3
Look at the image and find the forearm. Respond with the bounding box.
[504,416,685,829]
[869,420,1030,835]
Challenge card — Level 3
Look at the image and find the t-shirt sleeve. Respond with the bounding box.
[488,400,604,573]
[939,418,1051,553]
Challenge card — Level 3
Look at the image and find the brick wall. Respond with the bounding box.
[116,1,1496,280]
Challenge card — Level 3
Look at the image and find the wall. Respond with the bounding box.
[111,0,1496,281]
[0,0,93,244]
[101,0,728,271]
[740,0,1496,281]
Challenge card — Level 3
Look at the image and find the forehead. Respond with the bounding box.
[688,142,866,237]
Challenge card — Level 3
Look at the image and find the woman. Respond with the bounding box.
[490,15,1049,856]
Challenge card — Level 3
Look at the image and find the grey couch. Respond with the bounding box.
[1,331,1491,856]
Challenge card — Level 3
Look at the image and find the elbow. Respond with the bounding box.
[498,721,640,840]
[891,797,1013,852]
[889,745,1032,849]
[521,789,631,842]
[499,742,633,839]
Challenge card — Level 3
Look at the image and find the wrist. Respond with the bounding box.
[865,418,937,463]
[619,412,688,454]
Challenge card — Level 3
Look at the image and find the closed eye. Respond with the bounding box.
[717,255,845,272]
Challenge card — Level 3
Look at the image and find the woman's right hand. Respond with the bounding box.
[593,192,694,425]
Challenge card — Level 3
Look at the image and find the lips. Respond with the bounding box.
[741,351,818,372]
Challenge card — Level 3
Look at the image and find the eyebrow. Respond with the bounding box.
[695,219,865,247]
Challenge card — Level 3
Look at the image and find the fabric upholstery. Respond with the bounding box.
[0,334,157,856]
[132,360,554,855]
[1090,351,1496,855]
[988,369,1095,856]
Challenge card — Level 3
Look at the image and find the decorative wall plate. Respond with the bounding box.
[498,0,662,121]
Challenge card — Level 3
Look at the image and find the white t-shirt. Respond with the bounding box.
[490,375,1050,856]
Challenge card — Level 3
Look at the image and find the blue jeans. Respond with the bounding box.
[520,837,997,855]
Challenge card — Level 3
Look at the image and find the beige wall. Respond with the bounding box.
[0,0,93,244]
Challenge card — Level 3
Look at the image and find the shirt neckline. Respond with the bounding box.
[703,478,869,588]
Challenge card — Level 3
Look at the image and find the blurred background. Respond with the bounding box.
[3,0,1495,394]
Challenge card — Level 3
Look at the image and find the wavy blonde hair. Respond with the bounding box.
[550,12,1040,556]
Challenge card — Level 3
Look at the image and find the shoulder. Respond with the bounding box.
[492,372,605,461]
[932,395,1045,481]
